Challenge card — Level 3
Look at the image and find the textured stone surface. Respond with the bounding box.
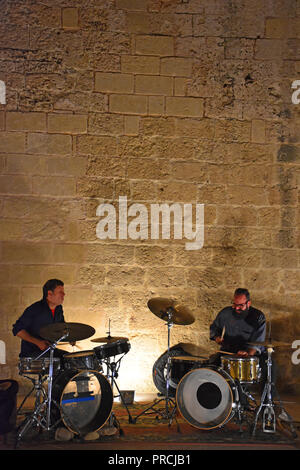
[0,0,300,396]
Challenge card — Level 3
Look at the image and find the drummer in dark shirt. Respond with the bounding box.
[13,279,66,358]
[210,288,266,357]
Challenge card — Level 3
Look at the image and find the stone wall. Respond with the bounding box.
[0,0,300,396]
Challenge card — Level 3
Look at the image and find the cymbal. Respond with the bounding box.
[148,298,195,325]
[91,336,128,344]
[173,355,208,362]
[248,340,291,348]
[178,343,208,359]
[40,322,95,343]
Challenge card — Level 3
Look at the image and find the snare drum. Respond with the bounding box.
[94,339,131,360]
[221,355,261,384]
[64,350,100,371]
[170,356,208,388]
[19,357,61,376]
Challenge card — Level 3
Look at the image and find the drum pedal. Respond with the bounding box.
[262,407,276,433]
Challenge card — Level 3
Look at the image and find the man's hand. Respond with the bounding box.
[237,350,249,357]
[35,339,51,351]
[215,336,224,345]
[17,329,50,351]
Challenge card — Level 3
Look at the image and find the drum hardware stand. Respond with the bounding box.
[17,373,48,417]
[252,346,297,438]
[15,332,68,447]
[133,307,177,425]
[231,380,258,434]
[103,356,134,434]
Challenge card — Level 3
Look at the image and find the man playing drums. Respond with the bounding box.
[210,288,266,357]
[12,279,66,360]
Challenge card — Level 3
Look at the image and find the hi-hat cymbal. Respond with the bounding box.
[91,336,128,344]
[40,322,95,343]
[248,340,291,348]
[148,298,195,325]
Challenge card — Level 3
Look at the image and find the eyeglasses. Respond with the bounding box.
[232,301,248,308]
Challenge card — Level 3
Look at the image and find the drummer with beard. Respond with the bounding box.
[209,288,279,408]
[12,279,67,360]
[209,288,266,359]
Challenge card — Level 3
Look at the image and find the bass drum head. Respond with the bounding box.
[176,367,234,430]
[53,369,113,435]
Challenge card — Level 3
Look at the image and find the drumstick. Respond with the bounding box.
[220,351,235,355]
[221,326,225,341]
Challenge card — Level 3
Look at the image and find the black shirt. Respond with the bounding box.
[209,306,266,354]
[12,298,65,357]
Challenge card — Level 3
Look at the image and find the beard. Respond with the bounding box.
[232,306,249,319]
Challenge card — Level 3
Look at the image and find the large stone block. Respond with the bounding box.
[0,132,26,153]
[76,135,118,156]
[135,75,173,96]
[166,97,204,117]
[6,112,46,132]
[121,55,160,74]
[1,242,53,264]
[48,114,87,134]
[109,94,148,114]
[135,34,174,56]
[95,72,134,93]
[27,133,72,155]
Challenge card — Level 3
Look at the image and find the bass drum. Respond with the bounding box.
[52,369,113,435]
[176,367,236,430]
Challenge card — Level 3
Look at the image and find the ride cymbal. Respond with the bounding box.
[248,340,291,348]
[90,336,128,344]
[148,298,195,325]
[178,343,209,359]
[40,322,95,343]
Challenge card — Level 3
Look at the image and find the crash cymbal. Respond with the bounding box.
[59,342,83,350]
[40,322,95,343]
[248,340,291,348]
[148,298,195,325]
[90,336,128,344]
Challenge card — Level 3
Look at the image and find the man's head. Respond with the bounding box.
[232,288,251,314]
[43,279,65,307]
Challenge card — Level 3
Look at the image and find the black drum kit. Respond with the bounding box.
[16,298,298,446]
[16,321,133,446]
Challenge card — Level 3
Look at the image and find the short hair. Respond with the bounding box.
[43,279,64,299]
[234,288,250,301]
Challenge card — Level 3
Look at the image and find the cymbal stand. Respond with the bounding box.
[16,333,68,446]
[133,307,176,424]
[104,355,133,434]
[252,346,297,438]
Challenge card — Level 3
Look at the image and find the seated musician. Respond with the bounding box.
[12,279,66,360]
[209,287,266,359]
